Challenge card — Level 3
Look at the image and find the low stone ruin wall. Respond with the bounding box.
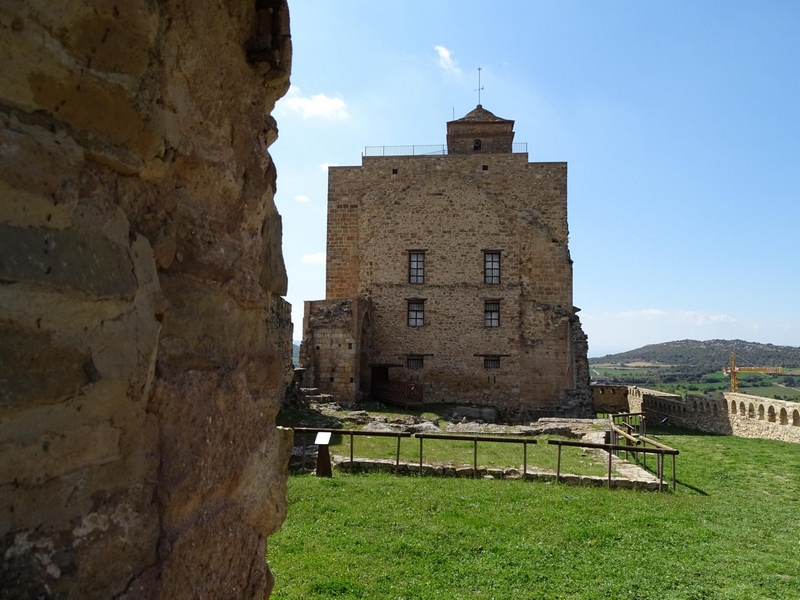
[330,456,665,491]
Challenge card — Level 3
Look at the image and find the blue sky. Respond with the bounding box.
[270,1,800,356]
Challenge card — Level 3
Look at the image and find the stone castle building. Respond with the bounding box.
[301,105,591,417]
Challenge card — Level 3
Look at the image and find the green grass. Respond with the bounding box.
[269,428,800,600]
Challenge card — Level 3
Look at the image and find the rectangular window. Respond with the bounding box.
[484,356,500,369]
[407,356,424,370]
[484,252,500,284]
[409,252,424,283]
[407,301,424,327]
[484,301,500,327]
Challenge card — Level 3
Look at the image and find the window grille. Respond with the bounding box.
[407,356,424,370]
[408,301,424,327]
[484,252,500,284]
[484,356,500,369]
[473,139,482,151]
[484,301,500,327]
[409,252,424,283]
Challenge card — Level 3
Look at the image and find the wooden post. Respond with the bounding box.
[556,444,562,482]
[607,445,613,489]
[350,431,354,467]
[419,435,423,473]
[395,435,401,475]
[658,453,663,492]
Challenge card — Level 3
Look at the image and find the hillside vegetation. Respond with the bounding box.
[590,339,800,401]
[590,339,800,369]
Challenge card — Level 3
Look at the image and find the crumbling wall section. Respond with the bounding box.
[300,298,367,403]
[0,1,294,598]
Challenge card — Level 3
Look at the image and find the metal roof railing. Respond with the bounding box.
[363,142,528,157]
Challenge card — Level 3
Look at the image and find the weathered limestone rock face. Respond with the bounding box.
[1,1,293,598]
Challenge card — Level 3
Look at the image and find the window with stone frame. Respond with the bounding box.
[407,300,425,327]
[484,251,501,284]
[484,301,500,327]
[484,356,500,369]
[409,252,425,283]
[407,355,424,370]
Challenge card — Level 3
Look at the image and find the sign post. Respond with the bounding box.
[315,431,332,478]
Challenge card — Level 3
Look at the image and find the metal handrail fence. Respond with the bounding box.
[363,142,529,157]
[294,425,678,491]
[605,412,679,491]
[547,439,678,492]
[414,433,538,479]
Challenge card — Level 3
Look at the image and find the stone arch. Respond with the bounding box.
[693,400,698,411]
[731,400,737,413]
[748,403,755,419]
[712,404,718,417]
[768,406,776,423]
[739,402,746,416]
[758,405,765,420]
[780,408,788,426]
[793,410,799,427]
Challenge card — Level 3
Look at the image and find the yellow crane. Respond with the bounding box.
[723,352,782,392]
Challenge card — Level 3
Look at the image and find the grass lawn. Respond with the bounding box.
[268,427,800,599]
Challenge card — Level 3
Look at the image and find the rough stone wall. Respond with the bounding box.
[1,1,294,598]
[323,151,581,410]
[300,298,370,401]
[593,386,800,444]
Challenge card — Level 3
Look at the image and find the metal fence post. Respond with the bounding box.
[419,435,423,473]
[350,431,354,467]
[473,437,478,478]
[395,435,401,475]
[523,441,527,477]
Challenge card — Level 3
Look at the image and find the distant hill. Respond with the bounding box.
[590,339,800,370]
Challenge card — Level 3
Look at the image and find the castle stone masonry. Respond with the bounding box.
[302,106,591,416]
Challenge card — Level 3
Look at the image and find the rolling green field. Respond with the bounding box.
[592,364,800,401]
[268,428,800,599]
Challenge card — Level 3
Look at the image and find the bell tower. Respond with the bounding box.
[446,105,515,154]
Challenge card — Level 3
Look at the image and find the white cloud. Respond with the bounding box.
[319,162,339,171]
[301,252,326,265]
[434,45,461,74]
[294,195,311,203]
[280,85,349,119]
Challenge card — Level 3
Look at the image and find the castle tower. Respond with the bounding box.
[301,106,591,416]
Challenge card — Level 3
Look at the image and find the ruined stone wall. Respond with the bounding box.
[592,387,800,444]
[300,298,370,401]
[1,1,294,597]
[325,153,581,410]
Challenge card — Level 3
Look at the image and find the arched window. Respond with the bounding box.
[473,139,482,151]
[780,408,788,426]
[712,404,718,417]
[768,406,776,423]
[739,402,746,416]
[793,410,799,427]
[731,400,737,413]
[748,404,755,418]
[758,405,765,420]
